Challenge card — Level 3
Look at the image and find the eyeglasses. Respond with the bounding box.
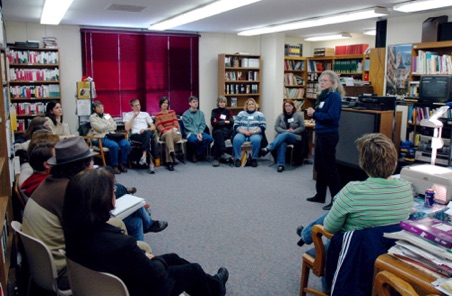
[319,79,331,83]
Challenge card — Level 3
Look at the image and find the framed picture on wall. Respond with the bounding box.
[386,44,412,96]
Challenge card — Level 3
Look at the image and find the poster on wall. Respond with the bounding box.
[386,44,412,96]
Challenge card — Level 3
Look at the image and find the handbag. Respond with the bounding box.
[106,133,125,142]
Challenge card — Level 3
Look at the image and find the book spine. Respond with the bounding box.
[400,221,452,249]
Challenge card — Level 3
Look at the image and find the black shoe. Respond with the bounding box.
[235,159,241,167]
[277,165,284,173]
[251,159,258,167]
[297,238,305,247]
[261,147,270,157]
[323,202,333,211]
[212,159,220,167]
[306,196,325,203]
[167,163,174,171]
[119,163,128,173]
[296,225,304,237]
[126,187,137,195]
[145,220,168,233]
[215,267,229,296]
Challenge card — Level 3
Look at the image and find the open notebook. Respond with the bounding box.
[111,194,146,220]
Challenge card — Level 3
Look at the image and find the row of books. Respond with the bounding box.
[407,105,451,124]
[284,59,305,71]
[15,117,38,131]
[284,73,304,86]
[409,81,420,98]
[284,87,305,99]
[306,92,318,99]
[335,43,369,55]
[42,36,58,49]
[9,68,59,82]
[284,44,302,57]
[224,84,258,95]
[412,50,452,75]
[12,102,46,116]
[314,47,335,57]
[307,60,333,72]
[7,50,59,65]
[10,84,60,98]
[333,60,363,74]
[224,71,258,81]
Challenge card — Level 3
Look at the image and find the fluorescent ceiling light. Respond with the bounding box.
[363,29,376,36]
[149,0,262,31]
[305,33,352,42]
[41,0,74,25]
[393,0,452,13]
[238,7,388,36]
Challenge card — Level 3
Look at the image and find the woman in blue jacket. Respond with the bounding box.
[306,70,344,210]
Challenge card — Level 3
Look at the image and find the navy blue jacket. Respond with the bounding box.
[313,91,341,134]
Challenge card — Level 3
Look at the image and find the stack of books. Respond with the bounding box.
[385,218,452,278]
[42,36,58,48]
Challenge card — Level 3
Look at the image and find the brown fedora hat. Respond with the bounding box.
[47,136,98,166]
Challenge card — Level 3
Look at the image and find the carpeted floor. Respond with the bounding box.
[116,157,329,295]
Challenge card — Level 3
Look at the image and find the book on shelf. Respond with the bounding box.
[224,57,231,67]
[335,44,369,55]
[248,58,260,68]
[110,194,146,220]
[230,97,237,107]
[400,218,452,249]
[313,47,334,57]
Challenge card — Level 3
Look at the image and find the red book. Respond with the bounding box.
[400,218,452,249]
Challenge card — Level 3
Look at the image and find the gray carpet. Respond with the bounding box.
[116,157,328,295]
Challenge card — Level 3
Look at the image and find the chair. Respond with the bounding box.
[10,221,72,296]
[374,271,421,296]
[158,137,187,164]
[299,224,333,296]
[83,135,109,167]
[60,250,129,296]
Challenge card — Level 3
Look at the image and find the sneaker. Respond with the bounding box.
[251,159,258,167]
[221,153,232,160]
[235,159,241,167]
[260,147,270,157]
[139,155,147,166]
[149,163,156,174]
[212,159,220,167]
[145,220,168,233]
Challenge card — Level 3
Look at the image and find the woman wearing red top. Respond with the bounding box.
[154,97,182,171]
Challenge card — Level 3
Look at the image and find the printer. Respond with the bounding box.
[356,95,396,111]
[400,164,452,204]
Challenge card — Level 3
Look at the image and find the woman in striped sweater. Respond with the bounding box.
[154,97,182,171]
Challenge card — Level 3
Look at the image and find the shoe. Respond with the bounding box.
[126,187,137,195]
[170,152,179,165]
[113,167,121,174]
[260,147,270,157]
[306,196,325,203]
[212,159,220,167]
[139,155,147,166]
[323,202,333,211]
[149,163,156,174]
[144,203,150,209]
[145,220,168,233]
[167,163,174,171]
[119,163,128,173]
[277,165,284,173]
[297,238,305,247]
[251,159,258,167]
[221,153,232,160]
[215,267,229,296]
[296,225,304,237]
[235,159,241,167]
[192,154,198,163]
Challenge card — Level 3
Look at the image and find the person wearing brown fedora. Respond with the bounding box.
[22,136,153,290]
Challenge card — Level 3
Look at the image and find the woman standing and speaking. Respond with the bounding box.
[306,70,344,210]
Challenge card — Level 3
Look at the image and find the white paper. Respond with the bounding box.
[76,99,91,116]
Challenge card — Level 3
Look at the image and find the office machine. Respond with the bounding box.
[400,164,452,204]
[356,95,396,111]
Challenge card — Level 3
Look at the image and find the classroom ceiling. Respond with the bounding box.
[2,0,450,39]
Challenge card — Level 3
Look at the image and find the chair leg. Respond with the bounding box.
[300,261,310,296]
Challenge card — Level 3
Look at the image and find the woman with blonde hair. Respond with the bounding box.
[232,98,266,167]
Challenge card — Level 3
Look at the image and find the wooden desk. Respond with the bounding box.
[373,254,445,296]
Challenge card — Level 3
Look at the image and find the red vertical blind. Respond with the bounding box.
[81,29,199,116]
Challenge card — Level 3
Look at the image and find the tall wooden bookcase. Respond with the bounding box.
[7,47,61,136]
[283,56,307,111]
[218,53,261,114]
[0,46,15,293]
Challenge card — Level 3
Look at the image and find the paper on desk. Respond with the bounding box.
[433,278,452,295]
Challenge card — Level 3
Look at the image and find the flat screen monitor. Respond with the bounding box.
[419,75,452,103]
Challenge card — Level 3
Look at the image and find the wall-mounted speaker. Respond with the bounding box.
[375,19,387,48]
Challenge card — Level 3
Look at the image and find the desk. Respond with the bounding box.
[373,254,445,295]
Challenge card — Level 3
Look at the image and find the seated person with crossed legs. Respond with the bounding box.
[210,96,234,167]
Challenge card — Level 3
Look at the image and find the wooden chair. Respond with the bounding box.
[83,135,109,167]
[299,224,333,296]
[157,137,187,164]
[11,221,72,296]
[374,271,421,296]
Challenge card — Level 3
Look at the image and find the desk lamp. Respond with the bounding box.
[419,105,449,165]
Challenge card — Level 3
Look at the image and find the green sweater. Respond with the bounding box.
[324,177,413,234]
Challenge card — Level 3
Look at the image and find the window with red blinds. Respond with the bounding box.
[81,29,199,117]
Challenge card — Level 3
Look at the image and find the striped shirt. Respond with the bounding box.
[324,177,413,234]
[155,110,179,136]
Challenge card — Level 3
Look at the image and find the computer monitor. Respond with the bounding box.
[419,75,452,103]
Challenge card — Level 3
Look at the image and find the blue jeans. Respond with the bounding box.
[301,212,328,245]
[94,138,130,167]
[187,132,213,156]
[123,207,153,241]
[268,133,298,166]
[233,133,262,159]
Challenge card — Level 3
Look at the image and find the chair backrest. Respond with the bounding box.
[10,221,71,295]
[65,255,129,296]
[374,270,420,296]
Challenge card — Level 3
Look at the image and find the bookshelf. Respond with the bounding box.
[0,45,15,294]
[218,53,261,114]
[7,47,61,134]
[283,56,307,111]
[306,56,333,100]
